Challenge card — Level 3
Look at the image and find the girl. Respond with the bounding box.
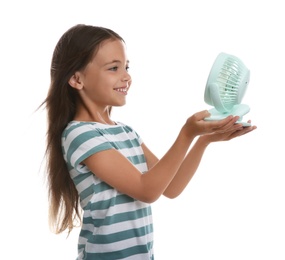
[43,24,256,259]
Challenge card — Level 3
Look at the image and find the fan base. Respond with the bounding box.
[204,104,251,127]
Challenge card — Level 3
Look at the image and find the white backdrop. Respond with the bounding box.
[1,0,284,259]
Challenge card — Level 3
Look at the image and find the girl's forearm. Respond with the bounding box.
[163,136,209,198]
[141,129,195,202]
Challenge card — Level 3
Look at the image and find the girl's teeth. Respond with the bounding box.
[116,88,126,92]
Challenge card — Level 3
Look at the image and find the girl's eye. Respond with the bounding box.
[109,65,129,72]
[109,66,118,71]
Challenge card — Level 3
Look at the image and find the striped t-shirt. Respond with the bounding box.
[62,121,154,260]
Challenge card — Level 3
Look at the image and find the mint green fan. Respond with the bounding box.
[204,52,251,126]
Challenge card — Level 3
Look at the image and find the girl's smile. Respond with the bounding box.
[113,86,129,95]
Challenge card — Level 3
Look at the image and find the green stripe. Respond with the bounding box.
[82,243,153,260]
[74,143,113,168]
[128,154,146,165]
[106,206,152,225]
[83,206,152,227]
[88,224,153,244]
[97,126,125,135]
[98,138,141,151]
[79,181,113,202]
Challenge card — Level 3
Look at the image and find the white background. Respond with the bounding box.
[1,0,284,259]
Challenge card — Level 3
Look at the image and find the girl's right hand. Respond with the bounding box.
[182,110,243,138]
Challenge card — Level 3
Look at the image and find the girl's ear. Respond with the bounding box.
[68,72,84,90]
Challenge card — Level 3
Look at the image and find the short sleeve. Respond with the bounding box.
[62,123,114,172]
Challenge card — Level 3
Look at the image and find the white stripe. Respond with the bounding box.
[88,187,117,205]
[69,137,107,167]
[85,235,152,253]
[135,162,148,172]
[121,253,153,260]
[80,212,153,236]
[76,175,96,192]
[117,145,144,158]
[89,198,149,217]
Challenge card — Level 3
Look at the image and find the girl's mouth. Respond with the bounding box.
[114,87,128,94]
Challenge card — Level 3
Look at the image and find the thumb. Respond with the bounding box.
[196,110,211,120]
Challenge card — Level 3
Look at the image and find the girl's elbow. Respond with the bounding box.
[138,191,161,204]
[163,190,181,199]
[141,194,160,204]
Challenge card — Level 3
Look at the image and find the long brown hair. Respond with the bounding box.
[42,24,124,234]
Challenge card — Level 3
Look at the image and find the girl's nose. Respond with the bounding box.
[122,71,131,82]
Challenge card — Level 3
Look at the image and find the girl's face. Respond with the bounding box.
[75,39,131,109]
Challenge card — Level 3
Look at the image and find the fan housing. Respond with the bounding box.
[204,52,251,126]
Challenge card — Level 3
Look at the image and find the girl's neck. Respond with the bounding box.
[73,104,115,125]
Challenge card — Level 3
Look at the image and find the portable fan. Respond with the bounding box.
[204,52,251,126]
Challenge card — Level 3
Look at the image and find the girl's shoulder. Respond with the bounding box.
[62,121,135,138]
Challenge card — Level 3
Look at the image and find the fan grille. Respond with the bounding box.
[217,57,245,110]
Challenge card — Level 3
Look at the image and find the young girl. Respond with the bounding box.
[43,24,256,259]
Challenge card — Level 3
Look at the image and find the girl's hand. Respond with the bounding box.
[182,110,245,138]
[199,120,257,144]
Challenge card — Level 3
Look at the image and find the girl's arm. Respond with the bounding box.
[83,126,193,203]
[162,122,257,198]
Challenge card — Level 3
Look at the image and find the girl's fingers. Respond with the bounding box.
[208,116,240,132]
